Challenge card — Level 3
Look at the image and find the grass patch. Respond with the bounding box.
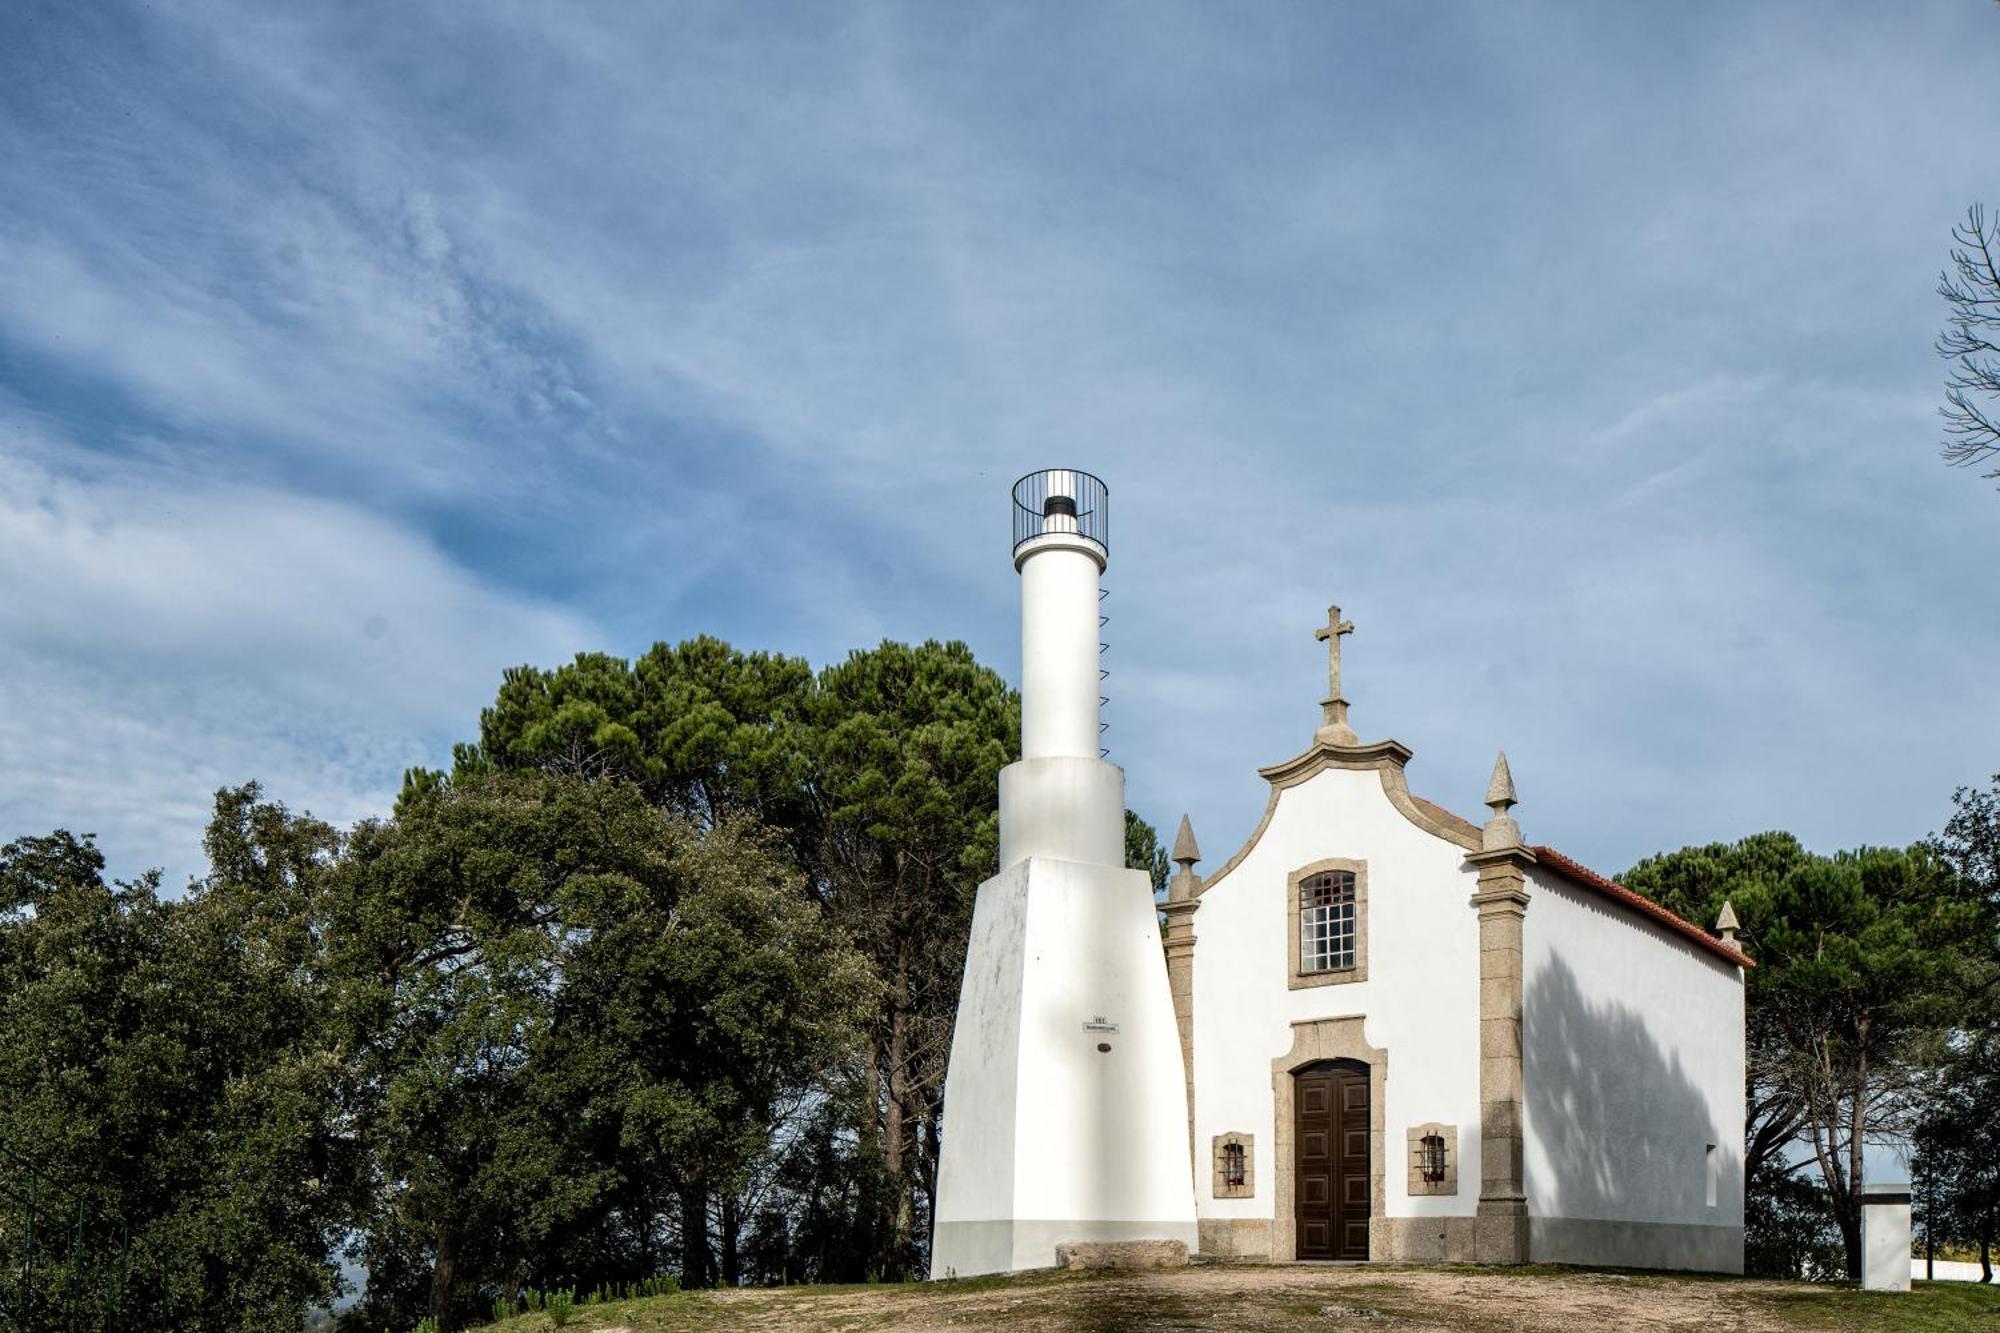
[1063,1285,1202,1332]
[484,1289,714,1332]
[1751,1279,2000,1331]
[925,1265,1121,1294]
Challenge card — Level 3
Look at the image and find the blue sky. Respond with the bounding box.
[3,1,1998,893]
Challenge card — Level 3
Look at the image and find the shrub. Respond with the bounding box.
[548,1289,574,1328]
[1745,1161,1844,1279]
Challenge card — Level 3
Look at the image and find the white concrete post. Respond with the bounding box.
[1861,1185,1912,1292]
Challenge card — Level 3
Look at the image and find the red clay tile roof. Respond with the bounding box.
[1528,845,1754,969]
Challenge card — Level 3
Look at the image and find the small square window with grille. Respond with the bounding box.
[1212,1133,1254,1198]
[1420,1133,1447,1184]
[1407,1123,1458,1195]
[1300,870,1358,972]
[1222,1140,1246,1188]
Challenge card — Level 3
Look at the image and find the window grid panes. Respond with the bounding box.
[1301,870,1357,972]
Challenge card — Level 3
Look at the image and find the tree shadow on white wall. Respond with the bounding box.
[1523,953,1740,1233]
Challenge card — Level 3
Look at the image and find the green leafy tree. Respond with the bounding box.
[1742,1155,1844,1281]
[1625,832,1993,1277]
[452,637,815,832]
[1767,847,1987,1279]
[1915,774,2000,1281]
[1623,833,1816,1203]
[1125,809,1169,897]
[333,770,868,1326]
[181,787,366,1322]
[452,635,1167,1281]
[0,788,359,1332]
[806,640,1016,1278]
[1912,1033,2000,1282]
[1931,774,2000,945]
[0,831,173,1329]
[550,811,874,1291]
[331,773,651,1330]
[1629,835,1988,1279]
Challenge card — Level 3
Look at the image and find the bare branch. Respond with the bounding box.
[1939,203,2000,481]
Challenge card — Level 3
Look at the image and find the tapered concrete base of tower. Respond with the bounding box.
[930,856,1198,1279]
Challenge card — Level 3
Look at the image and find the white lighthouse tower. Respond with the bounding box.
[929,469,1198,1279]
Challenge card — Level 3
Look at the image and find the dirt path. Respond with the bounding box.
[539,1262,2000,1333]
[696,1264,1868,1332]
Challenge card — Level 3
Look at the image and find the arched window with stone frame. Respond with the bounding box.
[1288,858,1369,989]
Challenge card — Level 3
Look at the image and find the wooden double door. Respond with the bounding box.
[1294,1060,1370,1260]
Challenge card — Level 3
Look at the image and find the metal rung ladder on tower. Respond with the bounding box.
[1098,586,1110,757]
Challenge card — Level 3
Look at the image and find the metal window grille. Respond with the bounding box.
[1222,1141,1247,1188]
[1421,1133,1448,1184]
[1300,870,1357,972]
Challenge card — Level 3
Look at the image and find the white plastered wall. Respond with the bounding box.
[1190,766,1484,1228]
[1520,865,1745,1269]
[931,855,1198,1277]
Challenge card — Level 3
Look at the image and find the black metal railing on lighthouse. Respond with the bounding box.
[1009,469,1113,756]
[1009,468,1110,556]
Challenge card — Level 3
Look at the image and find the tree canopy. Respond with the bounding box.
[330,771,875,1327]
[45,627,2000,1322]
[1625,804,2000,1280]
[0,800,360,1331]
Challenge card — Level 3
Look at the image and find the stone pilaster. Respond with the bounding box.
[1163,815,1203,1180]
[1161,880,1199,1170]
[1467,846,1533,1265]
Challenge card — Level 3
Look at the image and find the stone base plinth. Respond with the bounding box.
[1197,1217,1272,1259]
[1055,1240,1191,1271]
[1376,1216,1479,1263]
[1474,1198,1529,1265]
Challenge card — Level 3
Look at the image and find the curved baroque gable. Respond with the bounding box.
[1195,739,1480,898]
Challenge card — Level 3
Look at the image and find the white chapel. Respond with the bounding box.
[1163,606,1750,1271]
[931,470,1748,1278]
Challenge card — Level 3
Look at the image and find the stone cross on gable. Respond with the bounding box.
[1314,605,1355,700]
[1313,604,1359,745]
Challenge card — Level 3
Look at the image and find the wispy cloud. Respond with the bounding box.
[2,0,1997,885]
[0,425,594,886]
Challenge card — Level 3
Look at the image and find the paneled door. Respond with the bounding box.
[1294,1060,1370,1260]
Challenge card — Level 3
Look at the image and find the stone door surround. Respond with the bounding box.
[1269,1016,1387,1262]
